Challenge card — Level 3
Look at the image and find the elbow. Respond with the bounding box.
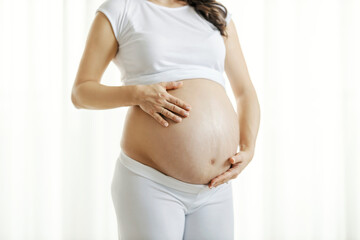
[71,86,82,109]
[235,90,260,110]
[235,85,258,102]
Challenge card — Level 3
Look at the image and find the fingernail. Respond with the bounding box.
[186,106,191,110]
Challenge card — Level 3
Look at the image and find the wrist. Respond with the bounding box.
[131,84,144,106]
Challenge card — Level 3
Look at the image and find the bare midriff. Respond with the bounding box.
[120,78,240,185]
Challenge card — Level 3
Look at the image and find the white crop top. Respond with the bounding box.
[95,0,232,89]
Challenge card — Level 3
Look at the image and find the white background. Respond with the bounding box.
[0,0,359,239]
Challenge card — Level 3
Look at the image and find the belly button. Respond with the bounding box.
[210,159,215,165]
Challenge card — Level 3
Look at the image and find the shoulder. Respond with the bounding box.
[96,0,128,14]
[95,0,141,20]
[217,3,232,26]
[95,0,133,42]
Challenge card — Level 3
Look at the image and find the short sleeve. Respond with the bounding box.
[95,0,126,42]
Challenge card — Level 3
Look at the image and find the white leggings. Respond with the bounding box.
[111,149,234,240]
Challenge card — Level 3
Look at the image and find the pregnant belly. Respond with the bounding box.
[120,78,240,185]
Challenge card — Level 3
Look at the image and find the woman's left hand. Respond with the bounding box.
[208,149,254,189]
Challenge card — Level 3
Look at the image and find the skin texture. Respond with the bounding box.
[209,17,261,188]
[121,78,240,184]
[71,3,260,189]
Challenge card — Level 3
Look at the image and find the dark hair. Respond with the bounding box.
[183,0,230,38]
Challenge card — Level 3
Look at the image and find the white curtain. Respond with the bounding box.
[0,0,359,239]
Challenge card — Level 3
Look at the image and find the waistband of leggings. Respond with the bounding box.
[118,149,211,194]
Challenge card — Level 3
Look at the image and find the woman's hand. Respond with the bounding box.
[136,81,192,127]
[208,149,254,188]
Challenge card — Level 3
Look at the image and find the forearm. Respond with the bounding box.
[72,81,139,110]
[236,88,260,156]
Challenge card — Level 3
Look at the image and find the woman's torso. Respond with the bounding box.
[121,78,239,185]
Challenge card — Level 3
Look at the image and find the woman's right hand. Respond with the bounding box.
[136,81,192,127]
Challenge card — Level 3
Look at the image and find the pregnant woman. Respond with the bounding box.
[71,0,260,239]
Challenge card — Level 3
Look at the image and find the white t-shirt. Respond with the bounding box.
[95,0,232,89]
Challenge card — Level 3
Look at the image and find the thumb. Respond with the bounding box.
[229,151,244,164]
[162,81,183,90]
